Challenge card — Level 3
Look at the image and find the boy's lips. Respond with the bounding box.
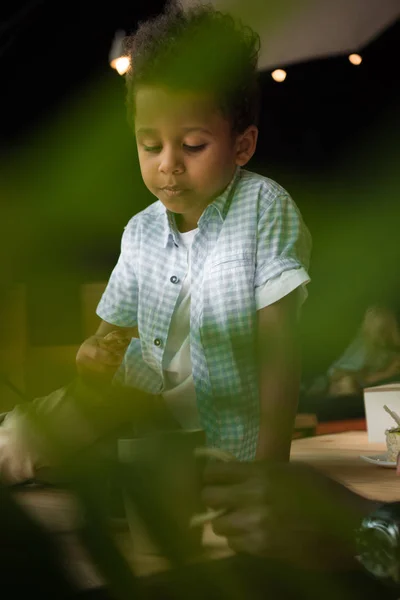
[161,186,188,197]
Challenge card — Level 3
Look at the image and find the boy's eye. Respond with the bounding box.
[141,143,207,153]
[184,144,207,153]
[143,145,162,153]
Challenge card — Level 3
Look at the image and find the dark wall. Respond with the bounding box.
[1,7,399,377]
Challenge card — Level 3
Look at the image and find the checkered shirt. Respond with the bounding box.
[97,168,312,460]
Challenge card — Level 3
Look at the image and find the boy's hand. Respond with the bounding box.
[76,331,131,384]
[202,460,377,570]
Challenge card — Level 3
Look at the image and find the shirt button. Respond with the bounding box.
[170,275,179,284]
[154,338,162,347]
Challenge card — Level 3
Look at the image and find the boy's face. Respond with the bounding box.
[134,86,257,231]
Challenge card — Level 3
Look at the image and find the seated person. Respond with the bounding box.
[307,305,400,398]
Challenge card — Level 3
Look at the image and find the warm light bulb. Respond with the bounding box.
[348,53,362,66]
[271,69,287,82]
[111,56,130,75]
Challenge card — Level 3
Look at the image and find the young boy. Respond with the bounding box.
[77,1,311,462]
[0,1,311,483]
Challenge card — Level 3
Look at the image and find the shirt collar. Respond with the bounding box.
[162,166,241,247]
[162,211,180,248]
[205,166,241,223]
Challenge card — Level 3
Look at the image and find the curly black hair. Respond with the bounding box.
[123,1,261,133]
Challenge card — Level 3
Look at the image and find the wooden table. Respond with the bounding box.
[290,430,398,503]
[11,431,398,590]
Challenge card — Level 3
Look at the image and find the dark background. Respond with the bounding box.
[1,1,399,378]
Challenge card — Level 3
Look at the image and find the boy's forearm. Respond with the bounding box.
[256,291,301,461]
[256,354,300,461]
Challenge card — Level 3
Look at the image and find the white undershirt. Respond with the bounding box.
[161,228,310,430]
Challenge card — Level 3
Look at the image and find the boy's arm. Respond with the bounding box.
[255,289,300,461]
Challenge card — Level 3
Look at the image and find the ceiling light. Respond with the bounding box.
[109,30,130,75]
[271,69,287,82]
[111,56,130,75]
[348,53,362,66]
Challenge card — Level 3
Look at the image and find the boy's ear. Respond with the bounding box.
[235,126,258,166]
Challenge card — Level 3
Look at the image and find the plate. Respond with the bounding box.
[359,453,397,468]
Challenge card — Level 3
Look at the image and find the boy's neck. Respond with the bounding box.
[176,214,198,233]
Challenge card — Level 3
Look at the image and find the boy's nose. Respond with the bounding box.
[158,148,185,175]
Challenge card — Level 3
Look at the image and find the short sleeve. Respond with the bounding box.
[255,267,310,310]
[96,221,139,327]
[254,191,312,289]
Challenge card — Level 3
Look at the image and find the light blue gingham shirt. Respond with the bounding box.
[97,168,312,460]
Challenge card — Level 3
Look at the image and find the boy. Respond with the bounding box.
[0,1,311,483]
[77,1,311,462]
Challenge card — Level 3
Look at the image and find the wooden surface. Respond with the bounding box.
[11,431,397,590]
[290,430,397,502]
